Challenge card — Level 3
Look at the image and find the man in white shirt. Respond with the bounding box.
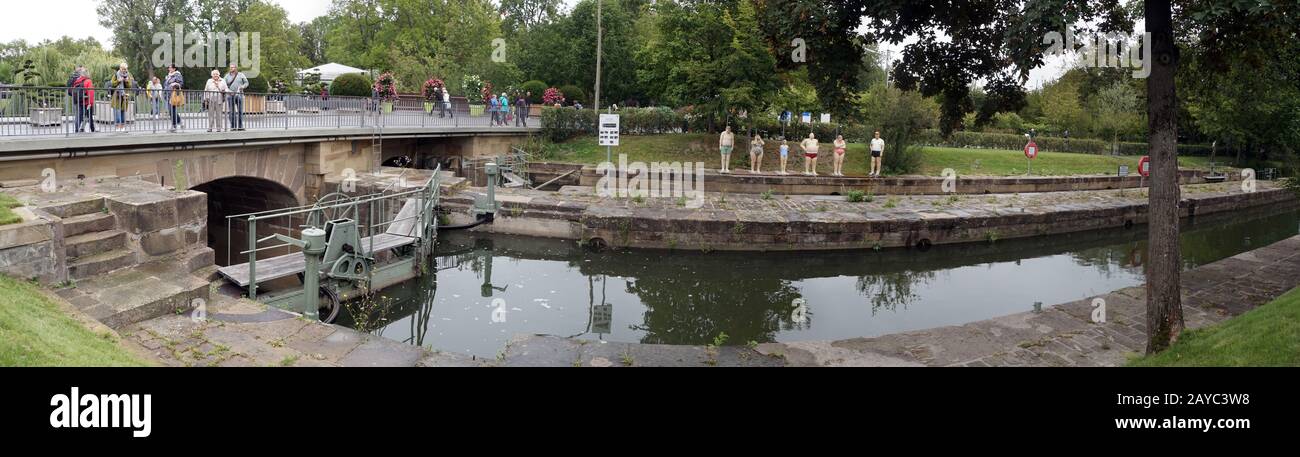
[869,131,885,177]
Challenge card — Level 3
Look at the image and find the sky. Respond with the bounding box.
[0,0,1070,88]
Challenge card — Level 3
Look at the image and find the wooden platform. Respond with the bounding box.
[218,233,417,287]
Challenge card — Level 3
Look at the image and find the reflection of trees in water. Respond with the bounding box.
[626,272,804,346]
[854,270,936,315]
[1068,243,1141,278]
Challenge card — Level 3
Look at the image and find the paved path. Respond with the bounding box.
[753,235,1300,366]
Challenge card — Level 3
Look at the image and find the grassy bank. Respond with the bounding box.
[1129,286,1300,367]
[0,275,150,366]
[532,133,1219,177]
[0,193,22,225]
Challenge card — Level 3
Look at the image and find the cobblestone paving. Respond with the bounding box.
[755,235,1300,367]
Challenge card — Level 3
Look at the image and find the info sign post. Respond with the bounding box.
[599,112,620,163]
[1023,140,1038,175]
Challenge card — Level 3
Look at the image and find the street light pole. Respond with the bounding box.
[594,0,603,111]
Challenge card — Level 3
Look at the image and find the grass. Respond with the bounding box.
[1128,286,1300,367]
[0,275,150,366]
[533,133,1221,177]
[0,193,22,226]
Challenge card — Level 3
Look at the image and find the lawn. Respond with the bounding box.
[1128,286,1300,367]
[0,275,151,366]
[533,133,1221,177]
[0,193,22,226]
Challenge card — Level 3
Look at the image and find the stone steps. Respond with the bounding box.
[67,248,136,280]
[61,212,116,237]
[56,257,211,330]
[64,229,126,259]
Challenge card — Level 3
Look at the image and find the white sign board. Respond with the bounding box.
[820,113,831,123]
[598,114,620,146]
[801,112,812,124]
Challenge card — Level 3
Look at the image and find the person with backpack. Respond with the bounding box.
[72,69,95,133]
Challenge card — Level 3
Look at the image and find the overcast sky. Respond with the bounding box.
[1,0,1068,88]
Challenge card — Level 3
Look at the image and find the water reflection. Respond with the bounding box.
[339,206,1300,357]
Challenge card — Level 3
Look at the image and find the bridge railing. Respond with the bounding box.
[0,85,537,137]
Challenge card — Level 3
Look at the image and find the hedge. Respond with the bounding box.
[520,80,547,103]
[330,73,373,97]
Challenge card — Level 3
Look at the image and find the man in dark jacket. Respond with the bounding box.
[515,93,529,127]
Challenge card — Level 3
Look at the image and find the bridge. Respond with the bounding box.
[0,89,539,206]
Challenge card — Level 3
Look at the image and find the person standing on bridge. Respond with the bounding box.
[224,64,248,131]
[441,86,452,118]
[110,63,135,133]
[72,69,95,133]
[204,70,229,132]
[488,93,500,126]
[718,125,735,174]
[147,76,163,121]
[500,93,511,126]
[515,93,528,127]
[165,64,185,132]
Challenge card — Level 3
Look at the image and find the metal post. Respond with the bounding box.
[301,227,326,321]
[247,216,258,299]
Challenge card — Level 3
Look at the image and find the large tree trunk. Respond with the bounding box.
[1144,0,1185,353]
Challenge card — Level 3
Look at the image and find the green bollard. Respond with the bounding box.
[301,227,327,321]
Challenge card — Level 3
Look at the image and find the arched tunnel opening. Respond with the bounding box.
[192,177,301,267]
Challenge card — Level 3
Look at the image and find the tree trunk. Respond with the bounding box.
[1144,0,1185,353]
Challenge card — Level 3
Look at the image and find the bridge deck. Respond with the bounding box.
[218,233,417,287]
[0,110,539,154]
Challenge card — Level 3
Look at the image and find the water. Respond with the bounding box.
[338,206,1300,357]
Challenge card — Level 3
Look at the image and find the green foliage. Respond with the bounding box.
[540,106,597,142]
[246,75,269,93]
[845,190,867,202]
[0,274,149,366]
[520,80,547,102]
[558,84,585,105]
[330,73,372,97]
[858,86,935,174]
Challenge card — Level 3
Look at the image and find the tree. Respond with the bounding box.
[758,0,868,119]
[96,0,192,78]
[299,16,333,66]
[232,1,309,83]
[1093,81,1142,153]
[499,0,563,34]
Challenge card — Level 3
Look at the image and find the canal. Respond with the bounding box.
[338,206,1300,357]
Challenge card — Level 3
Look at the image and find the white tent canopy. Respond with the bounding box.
[296,63,368,84]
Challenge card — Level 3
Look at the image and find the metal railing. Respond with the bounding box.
[225,166,441,299]
[0,85,538,137]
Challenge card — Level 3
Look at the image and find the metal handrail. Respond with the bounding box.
[0,85,536,137]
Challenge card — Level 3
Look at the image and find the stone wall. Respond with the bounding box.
[0,208,66,284]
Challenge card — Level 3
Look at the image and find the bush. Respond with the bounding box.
[558,84,586,105]
[541,106,597,142]
[246,75,269,93]
[330,73,372,97]
[520,80,547,103]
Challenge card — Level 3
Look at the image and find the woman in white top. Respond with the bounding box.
[204,70,229,132]
[800,132,819,176]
